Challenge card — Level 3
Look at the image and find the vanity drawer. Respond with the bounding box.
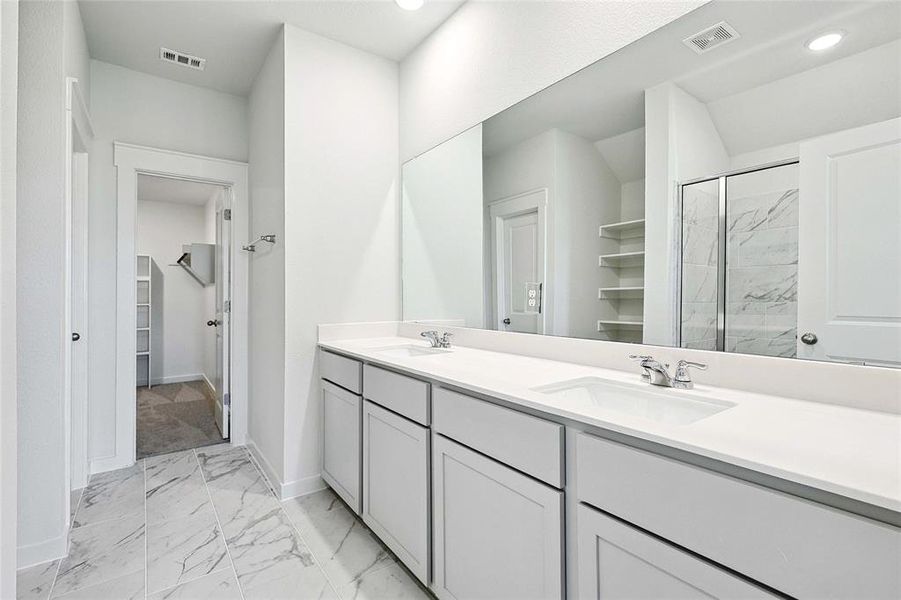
[320,350,362,394]
[363,364,430,425]
[576,433,901,599]
[433,387,563,488]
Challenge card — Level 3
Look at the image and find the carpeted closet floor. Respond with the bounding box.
[136,380,225,459]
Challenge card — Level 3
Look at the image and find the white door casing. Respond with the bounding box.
[110,143,248,473]
[797,117,901,366]
[214,190,231,438]
[489,189,548,334]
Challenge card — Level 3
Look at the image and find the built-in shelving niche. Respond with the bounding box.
[136,254,153,388]
[598,214,645,343]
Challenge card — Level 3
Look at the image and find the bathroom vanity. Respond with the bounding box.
[318,332,900,600]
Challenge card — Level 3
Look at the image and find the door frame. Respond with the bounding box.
[488,188,549,334]
[65,78,92,500]
[110,143,248,472]
[212,189,232,438]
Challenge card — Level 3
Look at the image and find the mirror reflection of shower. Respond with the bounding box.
[680,162,799,357]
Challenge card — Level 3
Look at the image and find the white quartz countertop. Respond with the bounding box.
[319,336,901,515]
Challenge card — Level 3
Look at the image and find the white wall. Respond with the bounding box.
[399,0,706,160]
[281,24,400,495]
[88,60,247,465]
[403,125,483,327]
[16,0,90,566]
[0,0,18,592]
[484,130,557,332]
[555,130,621,340]
[136,199,214,384]
[483,129,621,339]
[247,29,286,483]
[643,82,729,347]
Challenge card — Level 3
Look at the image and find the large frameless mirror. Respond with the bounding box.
[401,0,901,367]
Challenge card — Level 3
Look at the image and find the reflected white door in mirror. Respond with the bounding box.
[489,189,548,334]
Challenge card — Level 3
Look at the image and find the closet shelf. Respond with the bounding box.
[599,251,645,267]
[598,286,644,298]
[599,218,645,238]
[597,319,644,330]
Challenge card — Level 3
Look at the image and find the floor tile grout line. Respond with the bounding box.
[143,458,148,600]
[45,466,95,600]
[243,448,343,599]
[42,549,65,600]
[277,495,344,599]
[193,447,247,600]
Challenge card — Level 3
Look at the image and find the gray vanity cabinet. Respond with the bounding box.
[432,434,564,600]
[577,504,776,599]
[362,400,430,585]
[320,378,362,515]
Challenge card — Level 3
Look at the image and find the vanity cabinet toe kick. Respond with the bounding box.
[318,348,900,600]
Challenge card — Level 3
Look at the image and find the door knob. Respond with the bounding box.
[503,318,511,325]
[71,332,81,342]
[800,332,818,345]
[207,320,220,327]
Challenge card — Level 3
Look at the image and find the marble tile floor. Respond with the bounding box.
[17,444,430,600]
[137,381,225,459]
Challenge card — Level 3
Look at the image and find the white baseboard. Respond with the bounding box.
[90,454,134,476]
[245,438,281,496]
[149,373,206,386]
[245,439,325,501]
[200,373,216,396]
[17,532,67,570]
[281,474,326,501]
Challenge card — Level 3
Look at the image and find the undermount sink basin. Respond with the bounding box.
[533,377,734,425]
[374,344,452,358]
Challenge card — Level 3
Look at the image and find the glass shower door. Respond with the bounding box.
[679,162,799,358]
[724,164,799,357]
[680,179,721,351]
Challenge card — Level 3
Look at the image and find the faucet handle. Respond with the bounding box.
[420,330,439,347]
[674,360,707,388]
[628,354,653,362]
[628,354,654,381]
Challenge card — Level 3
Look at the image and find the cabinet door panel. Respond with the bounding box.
[432,435,563,600]
[321,379,362,514]
[362,400,430,584]
[577,504,776,600]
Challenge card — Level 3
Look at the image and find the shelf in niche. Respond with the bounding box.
[599,251,645,267]
[599,218,645,238]
[597,319,644,330]
[598,286,644,298]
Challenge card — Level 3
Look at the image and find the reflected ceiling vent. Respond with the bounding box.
[159,47,206,71]
[682,21,740,54]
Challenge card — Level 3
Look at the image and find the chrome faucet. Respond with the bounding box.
[421,330,453,349]
[629,355,707,389]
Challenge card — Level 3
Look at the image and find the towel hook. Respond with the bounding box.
[242,234,276,252]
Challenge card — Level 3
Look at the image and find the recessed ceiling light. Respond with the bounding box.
[395,0,424,10]
[806,31,844,52]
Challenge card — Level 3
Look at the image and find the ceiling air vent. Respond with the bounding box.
[682,21,740,54]
[159,47,206,71]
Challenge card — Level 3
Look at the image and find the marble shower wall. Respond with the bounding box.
[680,181,719,350]
[725,164,799,358]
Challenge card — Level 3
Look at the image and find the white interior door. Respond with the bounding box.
[797,117,901,366]
[66,77,91,494]
[490,190,547,334]
[214,191,231,438]
[503,211,540,333]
